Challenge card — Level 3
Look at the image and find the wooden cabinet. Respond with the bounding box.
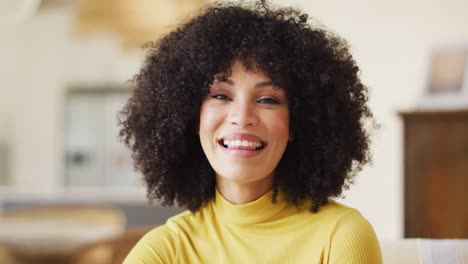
[401,110,468,238]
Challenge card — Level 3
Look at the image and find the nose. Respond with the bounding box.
[227,100,258,127]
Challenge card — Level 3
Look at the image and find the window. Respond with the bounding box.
[65,87,137,187]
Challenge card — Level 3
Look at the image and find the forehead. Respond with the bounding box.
[215,61,282,87]
[211,60,290,93]
[216,61,268,77]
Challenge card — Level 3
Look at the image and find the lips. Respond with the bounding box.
[218,133,267,151]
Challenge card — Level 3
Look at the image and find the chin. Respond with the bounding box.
[215,168,273,184]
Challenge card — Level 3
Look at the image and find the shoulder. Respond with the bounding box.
[123,210,195,264]
[297,199,361,227]
[323,200,383,264]
[316,199,356,216]
[320,200,369,226]
[324,200,376,238]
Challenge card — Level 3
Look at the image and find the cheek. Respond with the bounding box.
[270,111,290,140]
[199,104,222,137]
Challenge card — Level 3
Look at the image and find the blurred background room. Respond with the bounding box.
[0,0,467,263]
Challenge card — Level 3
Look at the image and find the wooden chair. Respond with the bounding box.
[71,226,153,264]
[0,205,126,264]
[1,205,125,227]
[0,246,20,264]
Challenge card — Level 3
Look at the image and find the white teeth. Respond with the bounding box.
[223,139,263,148]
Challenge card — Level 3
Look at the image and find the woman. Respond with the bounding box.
[120,1,382,263]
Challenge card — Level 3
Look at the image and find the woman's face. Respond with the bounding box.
[199,61,290,186]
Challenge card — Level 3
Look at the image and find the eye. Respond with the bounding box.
[211,94,231,101]
[258,96,279,104]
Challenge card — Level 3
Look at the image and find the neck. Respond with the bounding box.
[216,175,273,205]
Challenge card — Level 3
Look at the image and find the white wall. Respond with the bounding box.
[0,0,467,240]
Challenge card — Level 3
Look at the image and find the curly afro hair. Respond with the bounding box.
[119,0,375,212]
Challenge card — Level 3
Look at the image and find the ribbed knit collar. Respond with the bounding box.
[212,188,289,225]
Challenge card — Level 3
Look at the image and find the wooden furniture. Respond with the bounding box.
[1,205,125,227]
[71,226,153,264]
[0,205,126,263]
[400,110,468,238]
[0,226,150,264]
[0,246,19,264]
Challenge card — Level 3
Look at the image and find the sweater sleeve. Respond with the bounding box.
[123,225,178,264]
[328,209,383,264]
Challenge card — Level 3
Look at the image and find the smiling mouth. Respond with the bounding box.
[218,139,267,150]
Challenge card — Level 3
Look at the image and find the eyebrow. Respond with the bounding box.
[214,76,277,89]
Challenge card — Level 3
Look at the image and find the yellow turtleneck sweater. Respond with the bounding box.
[124,189,382,263]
